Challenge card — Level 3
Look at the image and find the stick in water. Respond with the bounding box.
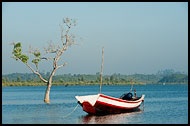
[99,46,104,94]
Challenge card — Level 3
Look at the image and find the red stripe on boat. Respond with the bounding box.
[99,94,141,103]
[96,100,141,109]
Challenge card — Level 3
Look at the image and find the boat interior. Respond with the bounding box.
[119,92,141,101]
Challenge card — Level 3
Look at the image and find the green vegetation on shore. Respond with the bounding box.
[2,81,147,87]
[2,69,188,87]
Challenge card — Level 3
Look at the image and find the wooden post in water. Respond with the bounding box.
[130,79,133,92]
[99,46,104,94]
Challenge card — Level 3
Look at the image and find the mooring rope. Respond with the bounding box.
[143,100,145,111]
[63,104,79,118]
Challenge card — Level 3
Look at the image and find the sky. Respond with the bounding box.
[2,2,188,75]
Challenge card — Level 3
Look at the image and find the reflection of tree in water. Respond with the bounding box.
[79,108,144,124]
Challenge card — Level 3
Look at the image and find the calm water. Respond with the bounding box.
[2,84,188,124]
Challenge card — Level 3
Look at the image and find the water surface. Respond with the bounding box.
[2,84,188,124]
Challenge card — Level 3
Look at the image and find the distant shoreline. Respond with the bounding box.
[3,72,188,87]
[2,82,188,87]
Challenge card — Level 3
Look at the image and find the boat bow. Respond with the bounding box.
[75,94,100,106]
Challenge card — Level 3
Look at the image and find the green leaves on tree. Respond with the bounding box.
[12,42,29,63]
[14,42,21,48]
[32,59,40,66]
[20,55,29,63]
[32,50,41,66]
[12,42,42,67]
[34,51,41,58]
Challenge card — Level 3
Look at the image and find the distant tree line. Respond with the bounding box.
[2,69,188,85]
[158,74,188,83]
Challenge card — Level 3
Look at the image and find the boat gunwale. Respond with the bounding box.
[98,94,145,104]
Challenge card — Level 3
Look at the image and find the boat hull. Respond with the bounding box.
[75,94,145,114]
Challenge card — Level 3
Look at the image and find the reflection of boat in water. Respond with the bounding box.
[79,108,143,124]
[75,46,145,115]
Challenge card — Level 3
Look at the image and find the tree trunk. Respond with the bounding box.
[44,69,56,104]
[44,81,51,104]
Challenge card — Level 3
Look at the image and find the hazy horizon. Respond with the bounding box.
[2,2,188,75]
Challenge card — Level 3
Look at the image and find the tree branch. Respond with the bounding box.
[35,64,39,73]
[25,63,48,83]
[56,62,67,69]
[40,57,48,60]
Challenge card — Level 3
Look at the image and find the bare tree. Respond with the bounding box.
[11,18,77,104]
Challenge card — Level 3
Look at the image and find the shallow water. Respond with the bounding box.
[2,84,188,124]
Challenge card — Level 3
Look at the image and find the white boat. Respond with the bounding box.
[75,93,145,114]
